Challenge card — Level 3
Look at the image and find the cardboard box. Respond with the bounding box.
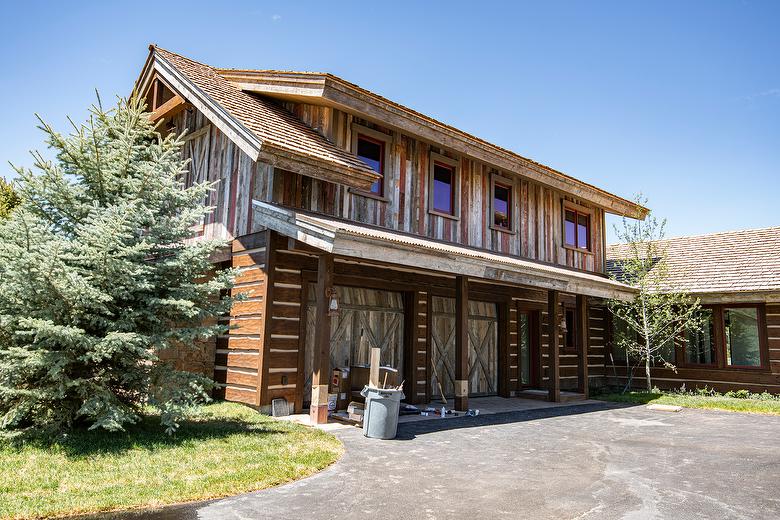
[347,401,364,423]
[327,393,338,412]
[331,368,351,411]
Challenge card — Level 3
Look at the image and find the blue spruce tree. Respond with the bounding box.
[0,96,234,433]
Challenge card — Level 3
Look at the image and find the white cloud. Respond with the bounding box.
[271,14,282,21]
[743,88,780,101]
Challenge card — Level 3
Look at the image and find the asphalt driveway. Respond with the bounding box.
[114,402,780,520]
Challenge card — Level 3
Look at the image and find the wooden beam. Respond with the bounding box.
[577,294,589,398]
[548,290,561,402]
[455,276,469,411]
[148,94,186,122]
[310,253,334,425]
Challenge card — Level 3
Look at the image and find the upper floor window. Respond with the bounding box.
[429,153,459,218]
[356,135,384,196]
[433,163,454,214]
[351,123,391,199]
[564,206,590,250]
[492,178,512,230]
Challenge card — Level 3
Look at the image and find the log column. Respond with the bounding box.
[455,276,469,411]
[310,254,334,425]
[576,294,590,398]
[548,290,561,402]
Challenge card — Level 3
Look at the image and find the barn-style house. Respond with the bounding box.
[137,45,650,423]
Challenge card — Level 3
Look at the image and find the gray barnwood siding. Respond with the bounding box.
[252,103,606,273]
[174,101,607,273]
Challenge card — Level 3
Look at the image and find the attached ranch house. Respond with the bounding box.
[607,227,780,393]
[138,46,779,423]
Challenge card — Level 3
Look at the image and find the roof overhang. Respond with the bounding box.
[221,69,648,219]
[134,47,380,192]
[251,200,638,301]
[137,51,264,162]
[688,291,780,304]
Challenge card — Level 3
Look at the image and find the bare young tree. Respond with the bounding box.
[608,197,704,391]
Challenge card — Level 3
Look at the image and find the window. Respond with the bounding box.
[564,307,577,351]
[356,135,384,195]
[564,207,590,250]
[724,307,761,367]
[351,124,390,199]
[429,153,459,217]
[610,316,632,363]
[493,181,512,230]
[685,309,716,365]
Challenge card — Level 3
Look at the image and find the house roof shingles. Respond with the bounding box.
[607,226,780,295]
[152,47,379,180]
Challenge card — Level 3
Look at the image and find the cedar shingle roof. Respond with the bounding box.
[607,226,780,294]
[152,47,379,181]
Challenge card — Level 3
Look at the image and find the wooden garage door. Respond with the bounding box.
[303,285,405,403]
[430,297,498,398]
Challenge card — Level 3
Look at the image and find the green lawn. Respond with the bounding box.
[0,402,343,520]
[596,391,780,415]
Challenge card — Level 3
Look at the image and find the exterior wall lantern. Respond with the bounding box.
[559,308,568,335]
[326,287,340,316]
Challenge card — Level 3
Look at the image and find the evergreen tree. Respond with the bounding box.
[0,96,233,434]
[0,177,20,219]
[608,197,704,391]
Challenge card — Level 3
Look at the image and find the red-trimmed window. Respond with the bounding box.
[432,162,455,215]
[493,182,511,229]
[564,208,590,250]
[356,134,384,196]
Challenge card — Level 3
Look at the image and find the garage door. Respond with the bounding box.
[303,285,405,403]
[430,297,498,398]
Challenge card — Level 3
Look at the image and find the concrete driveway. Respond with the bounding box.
[117,402,780,520]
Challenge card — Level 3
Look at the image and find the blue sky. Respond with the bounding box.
[1,1,778,242]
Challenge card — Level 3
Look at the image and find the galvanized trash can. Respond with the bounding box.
[360,386,405,439]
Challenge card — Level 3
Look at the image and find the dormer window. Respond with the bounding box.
[491,176,512,231]
[564,205,591,250]
[356,135,384,196]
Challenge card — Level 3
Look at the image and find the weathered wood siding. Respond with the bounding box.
[604,303,780,393]
[240,102,606,273]
[213,232,269,406]
[174,101,607,272]
[587,305,608,390]
[174,109,257,241]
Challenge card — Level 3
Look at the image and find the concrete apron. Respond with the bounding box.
[278,395,601,431]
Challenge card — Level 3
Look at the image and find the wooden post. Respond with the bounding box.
[369,347,381,387]
[310,254,334,425]
[577,295,590,398]
[498,299,510,398]
[548,290,561,402]
[455,276,469,411]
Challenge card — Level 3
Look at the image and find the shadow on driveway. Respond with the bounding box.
[393,401,618,440]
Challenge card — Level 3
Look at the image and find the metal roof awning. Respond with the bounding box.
[251,200,638,301]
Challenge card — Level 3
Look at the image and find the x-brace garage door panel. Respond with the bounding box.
[430,296,498,398]
[303,285,405,403]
